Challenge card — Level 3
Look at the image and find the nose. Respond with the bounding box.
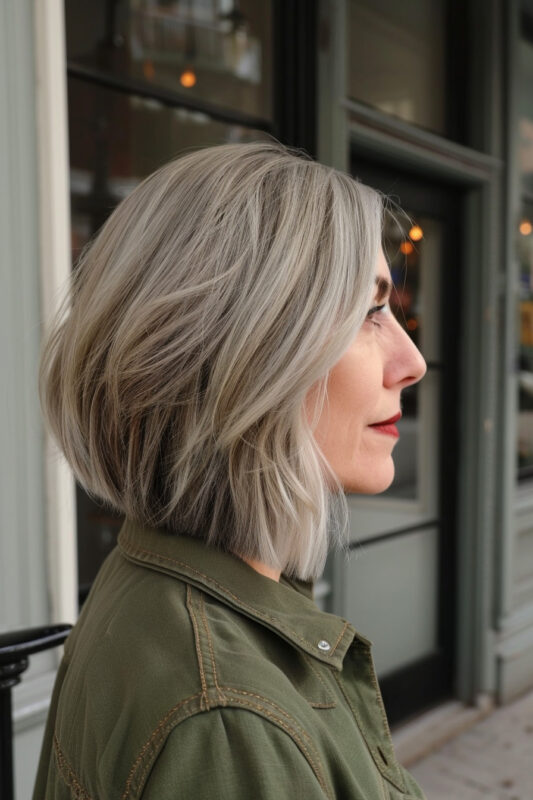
[384,319,427,389]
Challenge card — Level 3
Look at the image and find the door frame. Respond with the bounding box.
[345,161,463,723]
[319,0,505,708]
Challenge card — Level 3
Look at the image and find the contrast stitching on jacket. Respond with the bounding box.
[199,590,226,705]
[330,621,350,654]
[301,654,337,708]
[186,585,209,710]
[377,770,388,800]
[331,672,406,795]
[120,542,351,659]
[128,699,333,800]
[332,673,376,759]
[121,692,203,800]
[53,733,92,800]
[218,684,329,790]
[220,686,311,728]
[367,654,394,740]
[216,698,333,800]
[122,685,331,800]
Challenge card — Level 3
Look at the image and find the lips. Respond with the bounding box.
[368,412,402,438]
[370,412,402,426]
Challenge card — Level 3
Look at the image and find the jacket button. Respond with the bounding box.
[317,640,331,652]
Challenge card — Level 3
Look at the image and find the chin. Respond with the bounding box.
[342,462,395,494]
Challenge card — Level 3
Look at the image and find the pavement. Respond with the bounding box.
[406,689,533,800]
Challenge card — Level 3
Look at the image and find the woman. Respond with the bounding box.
[34,140,427,799]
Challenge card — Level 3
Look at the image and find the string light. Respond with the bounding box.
[180,68,197,87]
[143,60,155,80]
[408,225,423,242]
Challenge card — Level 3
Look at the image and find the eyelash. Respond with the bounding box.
[366,302,389,326]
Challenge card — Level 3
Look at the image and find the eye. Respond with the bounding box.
[366,302,390,326]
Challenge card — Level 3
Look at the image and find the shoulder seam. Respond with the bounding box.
[215,693,333,800]
[122,692,203,800]
[122,687,334,800]
[128,701,333,800]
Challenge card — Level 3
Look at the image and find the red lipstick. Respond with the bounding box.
[368,412,402,438]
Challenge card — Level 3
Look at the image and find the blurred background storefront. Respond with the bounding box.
[2,0,533,796]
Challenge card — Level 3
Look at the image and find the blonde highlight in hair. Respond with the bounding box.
[40,140,383,580]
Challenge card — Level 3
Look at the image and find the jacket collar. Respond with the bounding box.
[118,518,368,670]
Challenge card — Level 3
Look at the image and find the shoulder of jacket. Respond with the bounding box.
[135,705,332,800]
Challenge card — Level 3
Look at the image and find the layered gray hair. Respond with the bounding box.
[40,140,383,580]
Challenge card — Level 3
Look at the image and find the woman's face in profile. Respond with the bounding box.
[306,249,427,494]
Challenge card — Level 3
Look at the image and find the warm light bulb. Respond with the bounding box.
[519,219,532,236]
[400,241,414,255]
[408,225,423,242]
[143,60,155,80]
[180,69,197,88]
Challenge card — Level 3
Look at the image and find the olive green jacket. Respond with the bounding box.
[33,519,426,799]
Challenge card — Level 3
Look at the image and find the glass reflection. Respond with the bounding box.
[65,0,273,122]
[67,74,272,604]
[68,75,271,249]
[347,0,446,134]
[379,210,440,500]
[517,202,533,477]
[519,38,533,196]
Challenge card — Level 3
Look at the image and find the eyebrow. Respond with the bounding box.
[375,276,392,303]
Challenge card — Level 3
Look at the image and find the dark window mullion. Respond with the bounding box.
[67,61,275,133]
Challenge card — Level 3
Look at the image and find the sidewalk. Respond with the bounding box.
[406,689,533,800]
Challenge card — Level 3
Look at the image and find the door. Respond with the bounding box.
[343,156,461,724]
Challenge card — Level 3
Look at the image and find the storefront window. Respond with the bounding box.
[517,28,533,479]
[66,0,274,604]
[65,0,273,123]
[347,0,447,135]
[517,201,533,478]
[68,76,270,242]
[381,210,441,501]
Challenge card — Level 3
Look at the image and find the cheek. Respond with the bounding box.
[326,356,377,428]
[311,360,374,455]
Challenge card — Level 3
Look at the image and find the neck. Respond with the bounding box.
[242,557,281,582]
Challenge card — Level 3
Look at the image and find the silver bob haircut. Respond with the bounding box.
[40,140,383,580]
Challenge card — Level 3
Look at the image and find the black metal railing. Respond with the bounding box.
[0,624,72,800]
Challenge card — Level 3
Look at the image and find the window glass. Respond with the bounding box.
[67,75,271,604]
[65,0,273,123]
[381,211,442,500]
[68,75,270,233]
[517,200,533,478]
[519,37,533,196]
[517,28,533,479]
[347,0,446,135]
